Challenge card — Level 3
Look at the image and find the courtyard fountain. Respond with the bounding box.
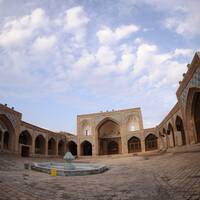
[31,151,108,176]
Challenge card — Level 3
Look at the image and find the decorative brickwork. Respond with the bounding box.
[179,67,200,107]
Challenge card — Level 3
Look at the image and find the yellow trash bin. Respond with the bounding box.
[50,168,57,176]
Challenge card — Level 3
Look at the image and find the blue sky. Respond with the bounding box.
[0,0,199,134]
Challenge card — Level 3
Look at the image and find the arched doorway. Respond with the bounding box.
[35,135,46,154]
[0,114,15,151]
[48,138,56,155]
[81,141,92,156]
[145,134,158,151]
[192,92,200,142]
[19,130,32,157]
[128,136,141,153]
[3,131,9,150]
[167,123,175,147]
[68,141,77,156]
[175,116,186,145]
[107,141,119,154]
[58,140,65,156]
[97,118,121,155]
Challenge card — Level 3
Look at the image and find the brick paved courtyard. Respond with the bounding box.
[0,149,200,200]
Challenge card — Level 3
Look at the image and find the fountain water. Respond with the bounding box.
[31,151,108,176]
[63,151,75,170]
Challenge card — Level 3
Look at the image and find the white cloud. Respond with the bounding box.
[64,6,89,30]
[32,35,57,53]
[134,37,143,44]
[96,24,139,45]
[117,53,135,73]
[71,51,96,76]
[96,46,116,65]
[173,48,193,57]
[115,25,139,40]
[0,8,48,47]
[94,43,135,75]
[64,6,89,43]
[94,64,116,76]
[151,0,200,37]
[133,43,187,88]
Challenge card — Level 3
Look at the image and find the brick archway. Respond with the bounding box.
[192,92,200,142]
[58,140,65,156]
[68,141,77,156]
[186,88,200,143]
[0,114,16,151]
[128,136,141,153]
[48,138,56,155]
[19,130,32,157]
[175,116,186,145]
[145,134,158,151]
[81,140,92,156]
[35,135,46,155]
[97,118,122,155]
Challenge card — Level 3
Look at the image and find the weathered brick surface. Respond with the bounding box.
[0,151,200,200]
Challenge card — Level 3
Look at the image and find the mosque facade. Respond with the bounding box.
[0,52,199,158]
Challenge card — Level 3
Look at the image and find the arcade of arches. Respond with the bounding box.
[1,52,200,157]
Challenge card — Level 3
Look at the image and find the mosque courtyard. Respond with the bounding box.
[0,146,200,200]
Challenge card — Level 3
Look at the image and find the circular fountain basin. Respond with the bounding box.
[31,162,108,176]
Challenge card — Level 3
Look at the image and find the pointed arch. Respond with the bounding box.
[145,134,158,151]
[175,115,186,145]
[19,130,32,145]
[97,117,121,155]
[48,137,56,155]
[19,130,32,157]
[96,117,120,131]
[35,135,46,154]
[80,140,92,156]
[0,114,15,151]
[128,136,141,153]
[186,87,200,143]
[58,139,65,156]
[68,141,77,156]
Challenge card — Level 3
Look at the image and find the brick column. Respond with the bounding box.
[45,139,48,157]
[55,140,58,157]
[77,139,81,157]
[121,136,128,154]
[32,136,35,157]
[141,140,145,152]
